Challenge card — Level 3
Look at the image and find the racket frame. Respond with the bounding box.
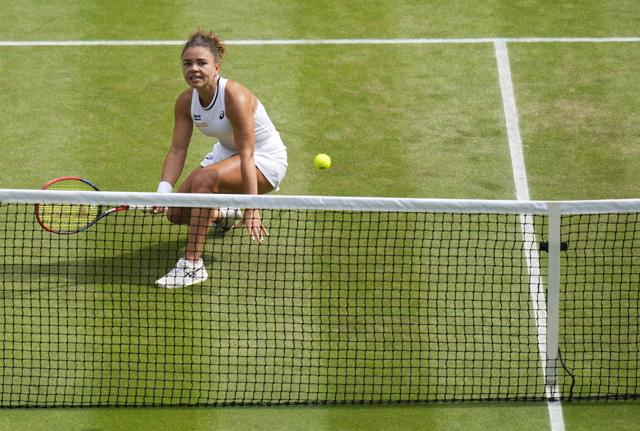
[35,176,129,235]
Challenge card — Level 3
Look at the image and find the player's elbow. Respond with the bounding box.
[167,147,188,163]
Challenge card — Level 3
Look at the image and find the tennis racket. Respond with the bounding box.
[35,176,150,235]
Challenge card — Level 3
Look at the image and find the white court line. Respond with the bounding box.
[494,40,565,431]
[0,36,639,47]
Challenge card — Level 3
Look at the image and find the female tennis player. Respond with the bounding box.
[155,31,287,288]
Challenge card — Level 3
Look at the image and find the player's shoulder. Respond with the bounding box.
[176,88,194,106]
[174,88,194,113]
[224,79,255,107]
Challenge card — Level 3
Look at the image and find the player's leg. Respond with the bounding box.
[188,154,274,194]
[184,155,273,261]
[165,156,272,224]
[163,169,205,226]
[157,156,272,288]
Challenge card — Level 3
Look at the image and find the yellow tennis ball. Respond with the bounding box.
[314,153,331,170]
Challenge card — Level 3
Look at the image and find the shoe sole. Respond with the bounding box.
[156,275,209,289]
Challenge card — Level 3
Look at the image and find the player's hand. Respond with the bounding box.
[235,208,269,243]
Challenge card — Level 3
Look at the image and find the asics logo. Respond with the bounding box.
[184,268,201,278]
[219,111,225,119]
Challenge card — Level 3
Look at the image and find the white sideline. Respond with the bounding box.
[1,36,639,47]
[494,40,565,431]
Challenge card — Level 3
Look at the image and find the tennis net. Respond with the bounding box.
[0,189,638,407]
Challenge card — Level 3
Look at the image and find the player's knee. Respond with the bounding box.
[166,208,186,225]
[191,169,221,193]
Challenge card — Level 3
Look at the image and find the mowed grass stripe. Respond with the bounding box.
[506,43,640,200]
[0,46,183,190]
[1,0,640,40]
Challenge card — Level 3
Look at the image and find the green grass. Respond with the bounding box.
[235,44,513,198]
[563,402,640,431]
[1,0,639,40]
[2,0,640,430]
[0,46,179,190]
[509,43,640,199]
[0,403,554,431]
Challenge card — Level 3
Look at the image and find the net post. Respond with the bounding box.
[545,202,561,393]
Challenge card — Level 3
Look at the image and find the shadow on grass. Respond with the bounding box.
[0,238,188,295]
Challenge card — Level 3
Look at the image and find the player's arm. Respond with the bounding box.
[226,80,258,195]
[225,80,266,241]
[159,90,194,190]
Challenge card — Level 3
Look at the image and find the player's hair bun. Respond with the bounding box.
[182,30,226,62]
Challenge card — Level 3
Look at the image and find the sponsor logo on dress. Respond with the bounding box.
[219,111,225,119]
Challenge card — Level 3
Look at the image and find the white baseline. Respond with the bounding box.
[1,37,640,47]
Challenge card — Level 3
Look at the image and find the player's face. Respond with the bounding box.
[182,47,220,88]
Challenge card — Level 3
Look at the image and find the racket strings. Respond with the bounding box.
[38,178,102,233]
[39,203,101,231]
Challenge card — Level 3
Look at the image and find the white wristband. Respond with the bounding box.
[156,181,173,193]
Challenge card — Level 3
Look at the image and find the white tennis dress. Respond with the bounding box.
[191,77,287,190]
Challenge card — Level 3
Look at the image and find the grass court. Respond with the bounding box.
[1,1,639,430]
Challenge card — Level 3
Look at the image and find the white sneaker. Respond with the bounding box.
[217,207,242,230]
[156,258,208,288]
[209,207,243,237]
